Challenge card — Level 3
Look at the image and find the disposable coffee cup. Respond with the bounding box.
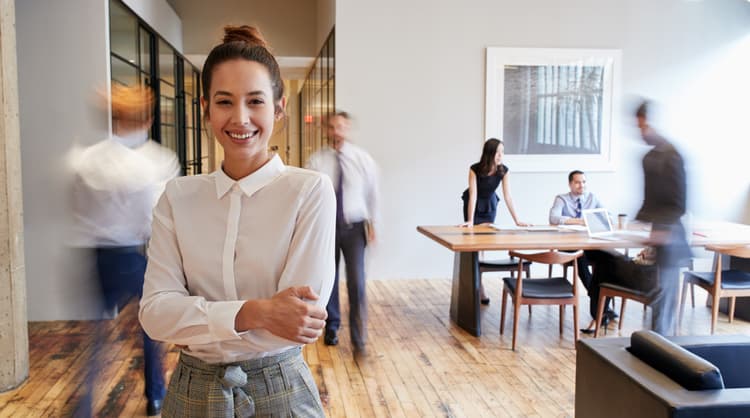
[617,214,627,230]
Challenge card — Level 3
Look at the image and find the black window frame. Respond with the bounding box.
[108,0,205,175]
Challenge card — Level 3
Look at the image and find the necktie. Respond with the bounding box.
[575,198,582,218]
[335,152,344,224]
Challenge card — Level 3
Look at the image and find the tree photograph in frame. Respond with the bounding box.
[485,48,621,172]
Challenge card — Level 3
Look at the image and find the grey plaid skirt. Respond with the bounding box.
[162,347,325,417]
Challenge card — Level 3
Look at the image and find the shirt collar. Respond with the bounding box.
[112,131,148,149]
[213,154,286,199]
[336,141,351,156]
[569,191,586,200]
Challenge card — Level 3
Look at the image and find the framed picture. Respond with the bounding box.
[485,47,622,172]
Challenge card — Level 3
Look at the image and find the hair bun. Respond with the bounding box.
[222,25,269,50]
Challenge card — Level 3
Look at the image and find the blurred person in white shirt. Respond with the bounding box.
[70,84,179,416]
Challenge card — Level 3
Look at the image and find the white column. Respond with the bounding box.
[0,0,29,392]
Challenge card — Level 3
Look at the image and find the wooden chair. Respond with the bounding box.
[479,257,531,280]
[500,250,582,350]
[479,256,532,307]
[594,283,653,337]
[592,255,694,337]
[680,244,750,334]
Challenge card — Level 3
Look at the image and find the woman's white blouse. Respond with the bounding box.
[139,155,336,364]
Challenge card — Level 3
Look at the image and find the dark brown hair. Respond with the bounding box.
[333,110,351,120]
[477,138,506,177]
[201,25,284,116]
[568,170,584,183]
[635,100,649,119]
[326,110,352,127]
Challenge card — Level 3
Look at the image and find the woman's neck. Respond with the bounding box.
[222,152,271,180]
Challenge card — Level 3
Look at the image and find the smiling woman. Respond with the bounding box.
[203,59,284,179]
[139,25,335,417]
[199,26,287,180]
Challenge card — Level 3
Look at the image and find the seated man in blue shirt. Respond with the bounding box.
[549,170,616,329]
[549,170,603,227]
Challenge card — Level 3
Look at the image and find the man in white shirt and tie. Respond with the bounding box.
[549,170,615,329]
[306,111,380,357]
[549,170,604,227]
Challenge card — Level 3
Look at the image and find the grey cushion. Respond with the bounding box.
[599,282,651,299]
[502,277,573,299]
[684,343,750,388]
[684,270,750,290]
[479,258,531,268]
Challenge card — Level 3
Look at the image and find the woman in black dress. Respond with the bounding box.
[461,138,529,303]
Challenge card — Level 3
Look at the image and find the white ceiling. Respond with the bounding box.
[166,0,320,80]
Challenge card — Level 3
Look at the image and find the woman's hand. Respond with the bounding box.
[235,286,328,344]
[515,221,532,227]
[458,221,473,227]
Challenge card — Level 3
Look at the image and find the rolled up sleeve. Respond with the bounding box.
[276,174,336,307]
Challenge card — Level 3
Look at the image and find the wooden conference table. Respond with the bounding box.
[417,222,750,336]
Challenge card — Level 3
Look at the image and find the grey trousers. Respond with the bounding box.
[326,221,368,349]
[162,348,324,417]
[651,262,680,335]
[651,223,691,336]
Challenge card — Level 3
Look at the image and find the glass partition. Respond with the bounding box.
[109,0,203,175]
[111,56,138,86]
[300,29,335,166]
[183,63,202,175]
[159,81,176,152]
[110,1,137,64]
[158,39,175,86]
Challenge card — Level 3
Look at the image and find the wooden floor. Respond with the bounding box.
[2,277,749,417]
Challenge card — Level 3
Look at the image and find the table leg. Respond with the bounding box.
[450,251,480,336]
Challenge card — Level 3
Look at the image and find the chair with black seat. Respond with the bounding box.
[594,282,654,337]
[592,254,695,337]
[500,250,582,350]
[479,256,532,305]
[680,244,750,334]
[479,256,531,280]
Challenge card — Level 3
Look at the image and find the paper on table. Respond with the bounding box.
[488,224,509,230]
[558,225,588,232]
[490,224,560,232]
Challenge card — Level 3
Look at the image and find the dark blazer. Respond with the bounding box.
[636,137,686,226]
[636,133,690,261]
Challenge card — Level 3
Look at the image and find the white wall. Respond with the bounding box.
[336,0,750,280]
[123,0,183,52]
[16,0,111,320]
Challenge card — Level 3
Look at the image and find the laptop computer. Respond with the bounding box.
[582,208,650,241]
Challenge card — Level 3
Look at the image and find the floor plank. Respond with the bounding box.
[1,277,749,417]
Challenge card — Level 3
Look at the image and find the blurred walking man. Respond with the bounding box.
[306,111,379,359]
